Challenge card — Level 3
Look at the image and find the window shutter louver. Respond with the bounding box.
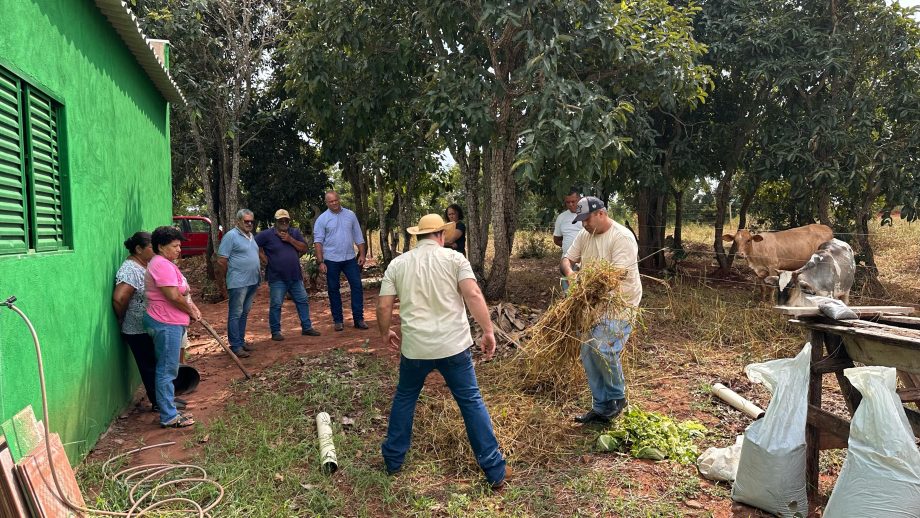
[0,68,28,253]
[25,87,64,251]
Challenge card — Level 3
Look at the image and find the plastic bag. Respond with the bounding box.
[698,435,744,482]
[823,366,920,517]
[809,296,858,320]
[732,343,811,517]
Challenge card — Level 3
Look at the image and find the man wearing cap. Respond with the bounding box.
[255,209,321,341]
[216,208,261,358]
[376,214,508,491]
[313,191,368,331]
[561,196,642,424]
[553,188,583,257]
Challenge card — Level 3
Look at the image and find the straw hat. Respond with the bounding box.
[407,214,456,236]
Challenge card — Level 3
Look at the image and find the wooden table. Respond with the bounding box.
[777,306,920,504]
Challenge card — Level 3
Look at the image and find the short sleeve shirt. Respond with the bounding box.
[565,218,643,317]
[145,255,190,326]
[115,259,147,335]
[217,227,261,289]
[255,227,306,282]
[554,210,584,256]
[380,239,476,359]
[313,208,364,262]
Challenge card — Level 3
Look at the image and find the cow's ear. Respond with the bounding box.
[722,234,734,242]
[752,234,764,242]
[778,271,793,291]
[764,276,779,286]
[799,280,815,293]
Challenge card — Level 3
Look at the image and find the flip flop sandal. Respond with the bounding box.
[160,414,195,428]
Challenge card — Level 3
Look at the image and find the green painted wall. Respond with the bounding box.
[0,0,172,461]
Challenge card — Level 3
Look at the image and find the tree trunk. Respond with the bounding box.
[817,190,832,226]
[191,115,222,294]
[713,169,735,274]
[636,187,667,270]
[342,156,370,244]
[451,141,490,281]
[483,123,519,300]
[671,188,684,253]
[375,169,393,267]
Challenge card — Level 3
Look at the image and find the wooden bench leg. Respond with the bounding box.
[806,331,825,507]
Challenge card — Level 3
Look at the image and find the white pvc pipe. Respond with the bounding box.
[316,412,338,473]
[711,383,766,419]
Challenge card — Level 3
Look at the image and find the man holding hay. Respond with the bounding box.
[562,196,643,424]
[376,213,508,489]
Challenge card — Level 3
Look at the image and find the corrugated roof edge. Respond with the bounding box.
[93,0,186,106]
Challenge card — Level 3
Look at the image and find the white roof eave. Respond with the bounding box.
[93,0,186,106]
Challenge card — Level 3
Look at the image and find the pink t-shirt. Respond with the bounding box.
[145,255,190,326]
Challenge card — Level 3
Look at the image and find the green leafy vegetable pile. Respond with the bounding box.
[596,405,707,464]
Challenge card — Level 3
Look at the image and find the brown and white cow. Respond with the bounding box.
[722,223,834,299]
[764,239,856,306]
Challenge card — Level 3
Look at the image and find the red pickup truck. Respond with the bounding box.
[172,216,221,257]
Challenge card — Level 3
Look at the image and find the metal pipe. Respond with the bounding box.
[711,382,766,419]
[316,412,338,473]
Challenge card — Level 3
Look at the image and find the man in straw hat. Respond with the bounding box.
[562,196,643,425]
[376,213,508,490]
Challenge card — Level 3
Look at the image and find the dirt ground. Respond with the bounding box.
[84,255,793,517]
[86,273,391,468]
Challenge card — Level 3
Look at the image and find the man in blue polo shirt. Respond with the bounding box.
[216,208,261,358]
[313,191,368,331]
[255,209,321,341]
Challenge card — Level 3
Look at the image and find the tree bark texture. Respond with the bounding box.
[636,187,667,270]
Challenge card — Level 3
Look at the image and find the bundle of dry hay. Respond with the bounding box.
[412,261,633,473]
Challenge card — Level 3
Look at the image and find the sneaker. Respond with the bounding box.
[271,333,285,341]
[302,328,321,336]
[232,348,251,358]
[334,322,344,332]
[354,320,369,330]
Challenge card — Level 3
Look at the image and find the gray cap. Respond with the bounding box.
[572,196,605,223]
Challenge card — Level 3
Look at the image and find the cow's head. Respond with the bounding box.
[722,229,762,259]
[765,270,817,306]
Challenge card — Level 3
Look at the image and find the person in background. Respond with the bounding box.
[313,191,368,331]
[553,188,583,257]
[216,209,261,357]
[256,208,321,341]
[377,214,508,490]
[443,203,466,256]
[561,196,642,425]
[145,226,201,428]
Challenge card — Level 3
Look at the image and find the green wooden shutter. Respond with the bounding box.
[0,67,28,254]
[25,87,64,251]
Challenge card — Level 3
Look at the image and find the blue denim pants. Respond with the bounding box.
[269,279,313,333]
[382,348,506,485]
[324,258,363,324]
[144,314,184,425]
[580,319,632,414]
[227,283,259,351]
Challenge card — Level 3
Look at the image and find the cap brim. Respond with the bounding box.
[572,213,590,224]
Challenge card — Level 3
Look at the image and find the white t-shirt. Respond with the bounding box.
[553,210,583,256]
[565,218,643,316]
[379,239,476,359]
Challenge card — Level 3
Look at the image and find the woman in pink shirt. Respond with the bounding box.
[144,226,201,428]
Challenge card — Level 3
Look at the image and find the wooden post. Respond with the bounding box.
[806,330,825,506]
[825,333,861,414]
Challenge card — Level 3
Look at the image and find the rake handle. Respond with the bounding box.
[198,318,252,379]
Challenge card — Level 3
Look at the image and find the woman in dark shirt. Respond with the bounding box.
[444,203,466,256]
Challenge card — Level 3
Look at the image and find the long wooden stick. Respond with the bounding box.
[198,319,251,379]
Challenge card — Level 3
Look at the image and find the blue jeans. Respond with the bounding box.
[324,258,364,324]
[580,319,631,414]
[227,283,259,351]
[269,279,313,333]
[382,348,506,485]
[144,314,184,425]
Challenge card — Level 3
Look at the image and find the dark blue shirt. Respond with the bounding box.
[255,227,307,282]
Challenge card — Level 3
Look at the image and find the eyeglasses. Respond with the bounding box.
[242,220,254,224]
